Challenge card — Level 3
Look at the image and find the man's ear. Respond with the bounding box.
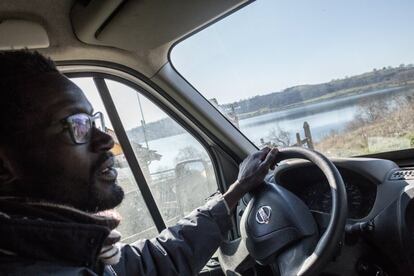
[0,150,17,185]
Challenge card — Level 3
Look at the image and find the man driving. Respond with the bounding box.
[0,50,278,275]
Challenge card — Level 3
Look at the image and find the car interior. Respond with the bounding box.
[1,1,414,275]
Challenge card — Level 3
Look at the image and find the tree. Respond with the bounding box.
[266,125,292,147]
[356,97,390,123]
[174,146,208,163]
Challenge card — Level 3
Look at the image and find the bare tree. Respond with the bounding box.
[266,125,291,147]
[174,146,207,163]
[355,97,390,123]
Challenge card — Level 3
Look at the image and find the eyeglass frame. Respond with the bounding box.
[60,112,106,144]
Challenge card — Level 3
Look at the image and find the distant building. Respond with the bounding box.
[209,98,239,128]
[106,128,162,180]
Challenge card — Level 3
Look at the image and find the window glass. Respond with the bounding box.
[105,79,218,227]
[171,0,414,157]
[71,77,158,243]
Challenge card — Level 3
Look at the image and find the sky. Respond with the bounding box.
[171,0,414,104]
[72,78,171,130]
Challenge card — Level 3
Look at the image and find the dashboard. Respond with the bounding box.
[264,157,414,275]
[234,156,414,275]
[270,157,407,224]
[275,164,377,219]
[235,156,414,275]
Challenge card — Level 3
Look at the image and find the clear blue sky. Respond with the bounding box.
[171,0,414,104]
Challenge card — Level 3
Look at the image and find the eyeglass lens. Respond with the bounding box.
[68,113,105,144]
[69,114,91,143]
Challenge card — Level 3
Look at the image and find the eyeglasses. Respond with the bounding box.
[61,112,106,144]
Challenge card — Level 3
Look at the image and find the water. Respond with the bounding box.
[239,105,356,145]
[146,86,410,172]
[147,132,205,172]
[239,86,405,145]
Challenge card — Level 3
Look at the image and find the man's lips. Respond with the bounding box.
[97,156,118,182]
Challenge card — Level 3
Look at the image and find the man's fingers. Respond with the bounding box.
[262,147,279,169]
[256,146,271,160]
[270,147,279,169]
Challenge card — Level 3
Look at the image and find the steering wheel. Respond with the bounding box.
[219,147,348,276]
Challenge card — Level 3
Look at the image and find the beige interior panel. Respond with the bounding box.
[71,0,248,76]
[71,0,124,45]
[0,0,249,77]
[0,19,49,50]
[94,0,245,50]
[72,0,247,50]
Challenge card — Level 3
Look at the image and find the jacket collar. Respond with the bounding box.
[0,197,119,268]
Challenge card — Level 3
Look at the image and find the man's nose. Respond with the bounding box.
[90,128,115,152]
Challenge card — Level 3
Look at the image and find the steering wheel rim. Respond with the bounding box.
[219,147,347,276]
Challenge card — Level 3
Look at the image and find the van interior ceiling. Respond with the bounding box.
[0,0,249,78]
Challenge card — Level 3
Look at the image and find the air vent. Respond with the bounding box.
[389,169,414,181]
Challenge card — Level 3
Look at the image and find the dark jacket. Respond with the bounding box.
[0,196,231,275]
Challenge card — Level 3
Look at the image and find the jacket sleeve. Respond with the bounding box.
[112,194,232,276]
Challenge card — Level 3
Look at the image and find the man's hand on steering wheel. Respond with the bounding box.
[223,147,279,211]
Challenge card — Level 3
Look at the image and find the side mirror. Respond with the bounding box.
[174,159,215,216]
[175,158,208,178]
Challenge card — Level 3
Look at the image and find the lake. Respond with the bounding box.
[147,86,410,172]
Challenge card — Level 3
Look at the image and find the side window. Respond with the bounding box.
[72,76,219,241]
[72,77,158,243]
[105,79,218,227]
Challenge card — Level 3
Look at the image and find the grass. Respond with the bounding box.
[315,96,414,157]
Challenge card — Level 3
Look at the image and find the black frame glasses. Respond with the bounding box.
[61,112,106,144]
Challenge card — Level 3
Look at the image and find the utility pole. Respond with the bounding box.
[294,122,314,149]
[136,94,149,150]
[303,121,314,149]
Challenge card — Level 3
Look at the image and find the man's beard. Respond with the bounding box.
[8,162,125,213]
[9,176,125,212]
[86,152,125,212]
[86,179,125,212]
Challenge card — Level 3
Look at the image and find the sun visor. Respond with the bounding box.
[71,0,125,47]
[0,19,49,50]
[71,0,248,52]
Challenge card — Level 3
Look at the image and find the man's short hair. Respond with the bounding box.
[0,50,58,145]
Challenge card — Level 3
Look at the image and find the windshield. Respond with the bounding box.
[171,0,414,157]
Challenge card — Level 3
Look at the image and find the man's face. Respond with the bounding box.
[5,73,124,212]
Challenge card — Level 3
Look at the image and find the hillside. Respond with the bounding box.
[316,93,414,156]
[221,65,414,119]
[127,117,185,143]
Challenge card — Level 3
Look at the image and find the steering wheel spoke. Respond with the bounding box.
[240,184,318,263]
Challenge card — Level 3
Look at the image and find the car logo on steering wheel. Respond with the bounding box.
[256,206,272,224]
